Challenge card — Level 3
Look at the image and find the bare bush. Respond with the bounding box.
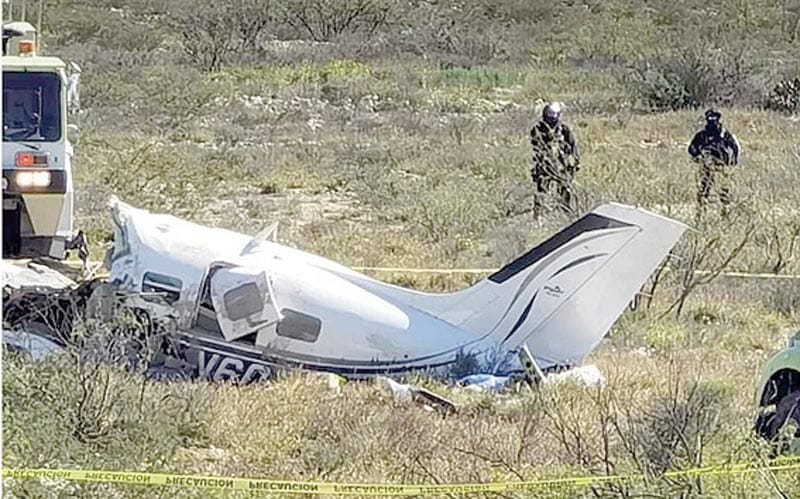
[765,280,800,317]
[756,209,800,274]
[69,311,158,442]
[780,2,800,43]
[38,3,166,53]
[168,0,274,71]
[84,138,247,218]
[631,379,732,474]
[410,176,503,257]
[280,0,395,42]
[664,206,757,318]
[324,1,514,65]
[624,45,765,111]
[540,369,735,496]
[765,78,800,115]
[4,285,165,442]
[618,378,735,496]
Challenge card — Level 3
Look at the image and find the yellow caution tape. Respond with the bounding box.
[4,461,800,495]
[13,259,800,281]
[352,266,800,280]
[691,269,800,280]
[354,266,498,274]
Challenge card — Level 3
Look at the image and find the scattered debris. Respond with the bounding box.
[455,374,515,392]
[2,259,75,290]
[543,365,605,388]
[377,376,457,414]
[3,324,64,361]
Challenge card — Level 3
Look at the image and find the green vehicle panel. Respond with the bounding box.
[755,331,800,443]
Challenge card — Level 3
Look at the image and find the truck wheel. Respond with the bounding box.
[2,201,22,256]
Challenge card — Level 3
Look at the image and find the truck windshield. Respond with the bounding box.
[2,71,61,142]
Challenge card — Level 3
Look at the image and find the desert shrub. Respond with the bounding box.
[765,280,800,317]
[338,149,407,215]
[659,206,757,318]
[753,207,800,274]
[3,298,212,470]
[81,64,225,135]
[212,59,375,91]
[765,77,800,114]
[490,0,561,24]
[167,0,275,71]
[623,45,765,111]
[279,0,396,42]
[134,65,224,131]
[78,137,249,220]
[4,352,213,496]
[409,175,503,244]
[632,379,735,476]
[35,2,165,53]
[539,368,743,496]
[363,2,511,67]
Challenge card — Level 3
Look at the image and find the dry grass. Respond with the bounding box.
[4,0,800,497]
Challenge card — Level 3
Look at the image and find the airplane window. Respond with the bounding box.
[142,272,182,304]
[223,282,265,321]
[276,309,321,343]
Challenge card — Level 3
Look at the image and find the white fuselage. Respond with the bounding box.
[111,230,503,376]
[227,244,488,364]
[107,197,687,381]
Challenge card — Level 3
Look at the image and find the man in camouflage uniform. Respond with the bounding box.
[688,109,741,215]
[530,101,580,213]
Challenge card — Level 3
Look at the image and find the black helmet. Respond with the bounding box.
[704,108,721,122]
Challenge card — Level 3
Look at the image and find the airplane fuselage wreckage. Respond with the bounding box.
[3,197,687,384]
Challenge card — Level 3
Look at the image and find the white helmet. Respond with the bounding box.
[542,101,563,126]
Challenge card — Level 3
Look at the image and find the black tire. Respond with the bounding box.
[755,410,775,440]
[766,390,800,442]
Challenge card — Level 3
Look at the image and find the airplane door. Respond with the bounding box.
[209,266,282,342]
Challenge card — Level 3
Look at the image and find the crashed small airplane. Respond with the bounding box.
[3,197,686,383]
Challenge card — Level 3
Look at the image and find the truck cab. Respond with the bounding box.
[2,21,83,260]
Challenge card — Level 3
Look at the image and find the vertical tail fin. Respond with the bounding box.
[417,203,687,369]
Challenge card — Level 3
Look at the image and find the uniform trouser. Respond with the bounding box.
[697,165,732,207]
[532,166,575,211]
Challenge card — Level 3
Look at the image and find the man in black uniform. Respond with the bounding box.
[530,101,580,213]
[688,109,741,214]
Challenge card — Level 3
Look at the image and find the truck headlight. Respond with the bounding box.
[16,171,52,188]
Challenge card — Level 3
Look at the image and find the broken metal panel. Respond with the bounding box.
[377,376,457,414]
[209,266,281,342]
[3,324,65,361]
[2,259,75,290]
